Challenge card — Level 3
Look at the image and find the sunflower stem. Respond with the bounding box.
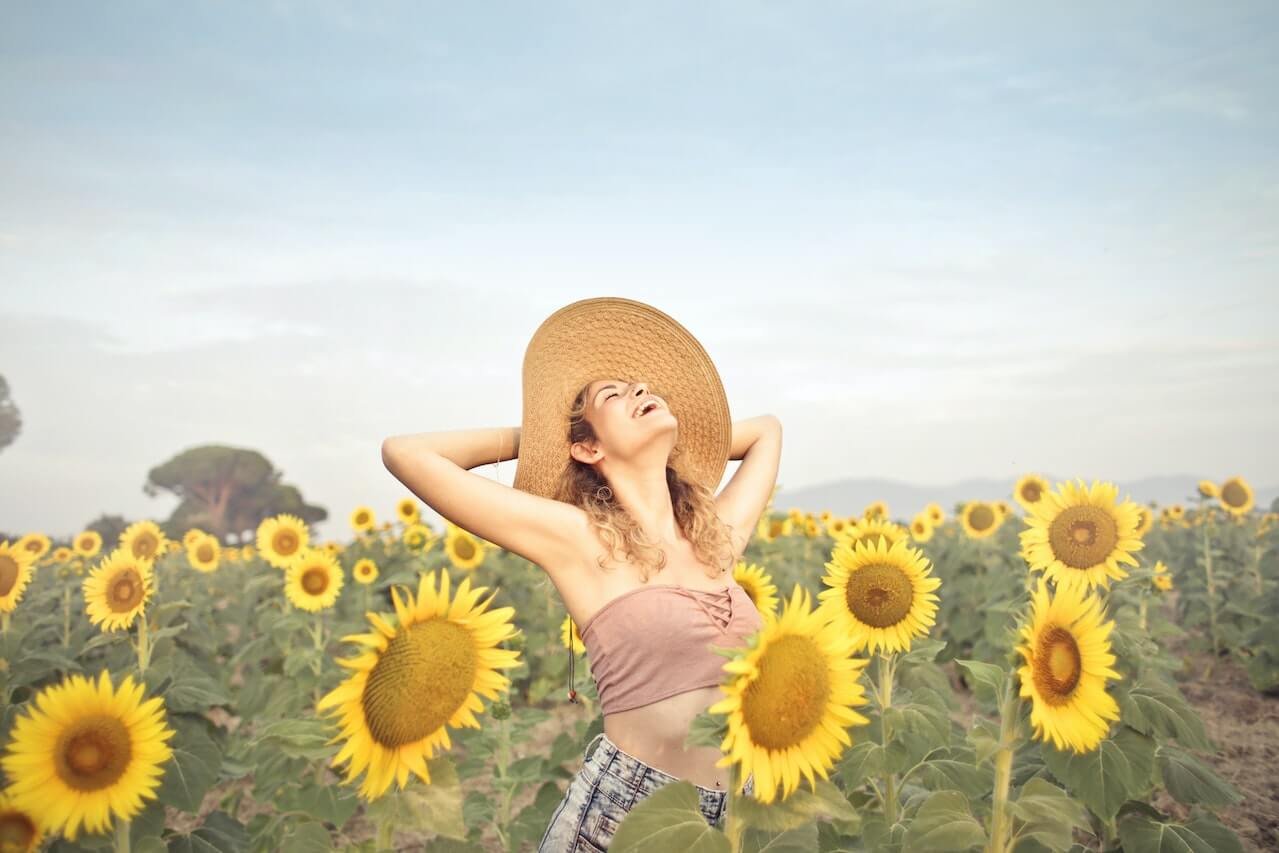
[986,672,1020,853]
[376,817,393,850]
[1,610,9,635]
[1200,520,1220,661]
[114,818,131,853]
[63,585,72,646]
[311,618,326,708]
[136,611,151,676]
[725,757,742,852]
[878,653,898,827]
[1252,542,1264,598]
[1138,594,1148,632]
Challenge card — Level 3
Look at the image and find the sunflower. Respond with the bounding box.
[118,521,167,563]
[1014,474,1050,512]
[396,498,420,526]
[52,546,73,562]
[0,543,36,614]
[787,508,807,525]
[316,569,521,800]
[1133,505,1154,537]
[0,670,175,840]
[351,505,377,534]
[560,614,585,654]
[72,530,102,559]
[1151,560,1173,592]
[83,550,154,631]
[402,522,434,551]
[1020,480,1144,594]
[443,528,486,571]
[757,515,794,542]
[16,534,50,564]
[1167,504,1185,521]
[732,561,780,620]
[996,501,1013,518]
[186,534,221,574]
[909,514,934,543]
[838,517,908,553]
[1197,480,1218,499]
[863,501,889,521]
[823,517,853,538]
[960,501,1001,539]
[0,789,44,852]
[241,545,254,560]
[819,537,942,655]
[182,529,206,549]
[284,548,344,612]
[1016,580,1121,754]
[257,514,310,570]
[353,559,379,585]
[1217,476,1255,516]
[925,503,945,526]
[707,583,871,804]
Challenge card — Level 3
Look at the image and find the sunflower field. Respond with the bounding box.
[0,476,1274,852]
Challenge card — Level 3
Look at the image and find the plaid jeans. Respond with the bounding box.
[537,731,756,852]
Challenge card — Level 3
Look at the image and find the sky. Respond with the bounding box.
[2,1,1277,540]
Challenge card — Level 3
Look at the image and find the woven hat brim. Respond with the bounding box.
[512,297,731,501]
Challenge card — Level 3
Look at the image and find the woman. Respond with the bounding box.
[380,298,783,850]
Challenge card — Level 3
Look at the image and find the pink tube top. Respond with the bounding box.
[578,583,764,715]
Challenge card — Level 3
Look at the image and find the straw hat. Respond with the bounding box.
[511,297,731,501]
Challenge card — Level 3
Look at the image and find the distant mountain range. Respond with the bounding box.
[774,475,1279,521]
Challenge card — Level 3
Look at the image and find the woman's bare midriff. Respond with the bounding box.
[602,685,735,790]
[553,532,745,792]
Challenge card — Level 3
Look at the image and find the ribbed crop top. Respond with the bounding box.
[578,583,764,715]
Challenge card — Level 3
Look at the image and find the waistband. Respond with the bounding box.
[584,731,753,797]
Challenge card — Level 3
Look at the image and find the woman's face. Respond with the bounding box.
[577,377,676,463]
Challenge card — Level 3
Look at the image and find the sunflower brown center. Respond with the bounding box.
[967,504,996,531]
[108,569,144,612]
[0,555,18,597]
[301,567,329,595]
[132,534,158,559]
[0,809,37,848]
[453,538,475,560]
[361,619,478,748]
[197,543,214,561]
[273,530,299,555]
[1032,626,1082,705]
[1221,481,1248,508]
[1048,506,1119,569]
[1020,482,1043,503]
[738,634,830,750]
[845,563,914,628]
[357,512,369,524]
[54,714,132,791]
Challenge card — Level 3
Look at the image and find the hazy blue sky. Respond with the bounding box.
[2,1,1277,539]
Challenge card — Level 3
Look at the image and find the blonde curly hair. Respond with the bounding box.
[554,380,737,582]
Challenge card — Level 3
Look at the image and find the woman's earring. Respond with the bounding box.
[595,485,613,501]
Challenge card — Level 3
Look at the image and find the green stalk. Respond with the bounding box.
[311,619,326,708]
[1,610,9,635]
[63,586,72,647]
[136,612,151,676]
[114,818,131,853]
[986,673,1019,853]
[376,819,393,850]
[1201,520,1219,660]
[725,756,743,852]
[1252,542,1264,598]
[879,654,898,827]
